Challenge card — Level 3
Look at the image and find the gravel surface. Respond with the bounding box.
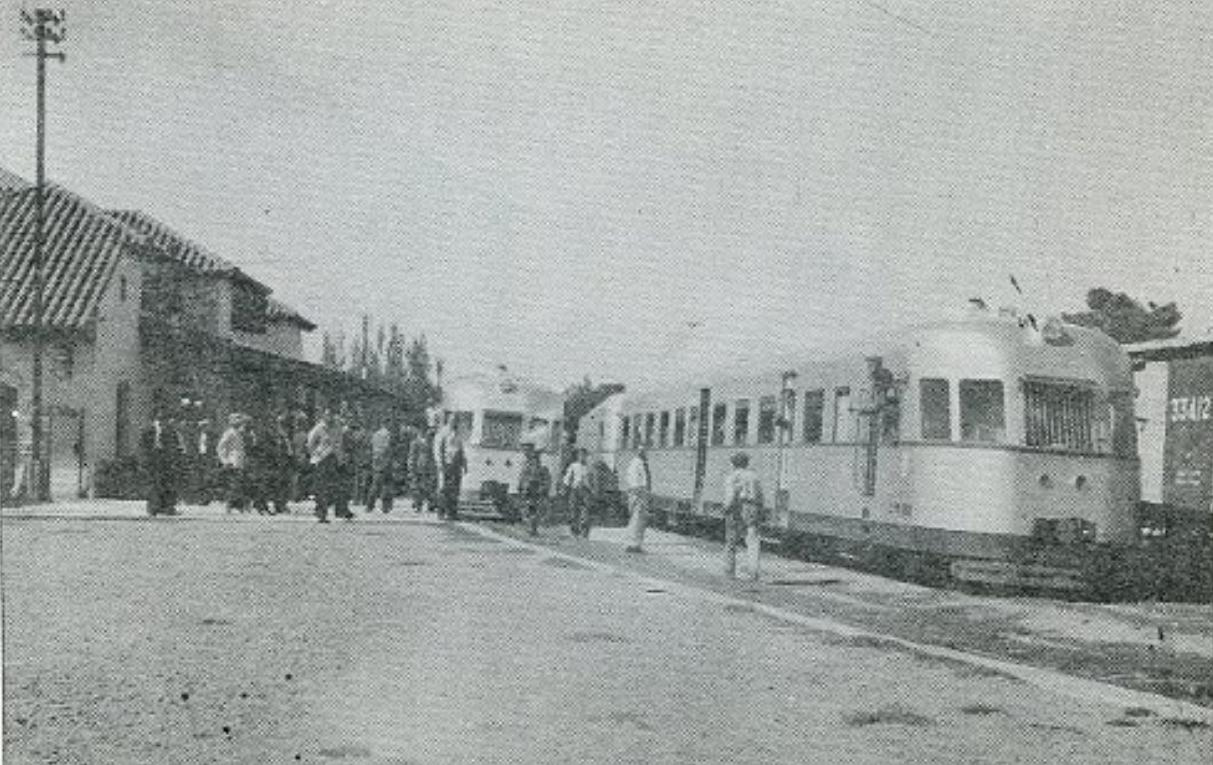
[3,508,1211,763]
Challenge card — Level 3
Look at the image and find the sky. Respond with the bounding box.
[2,0,1209,389]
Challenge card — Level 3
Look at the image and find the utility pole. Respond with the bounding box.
[20,8,66,502]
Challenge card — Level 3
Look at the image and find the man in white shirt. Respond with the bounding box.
[722,452,765,580]
[562,448,592,538]
[624,446,651,553]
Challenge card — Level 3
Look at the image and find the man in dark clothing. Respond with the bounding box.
[517,443,549,536]
[408,427,437,513]
[439,436,466,520]
[141,409,181,516]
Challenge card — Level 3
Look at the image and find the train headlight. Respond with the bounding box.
[1039,474,1053,488]
[1074,475,1089,491]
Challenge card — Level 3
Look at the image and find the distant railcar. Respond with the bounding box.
[1129,337,1213,526]
[578,314,1144,592]
[439,372,563,516]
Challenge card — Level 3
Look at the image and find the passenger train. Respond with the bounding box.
[439,372,564,514]
[578,312,1146,593]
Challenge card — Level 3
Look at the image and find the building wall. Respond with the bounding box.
[232,320,305,360]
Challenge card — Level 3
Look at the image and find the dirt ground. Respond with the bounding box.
[2,506,1211,763]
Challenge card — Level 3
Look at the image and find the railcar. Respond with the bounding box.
[439,372,563,516]
[580,313,1145,594]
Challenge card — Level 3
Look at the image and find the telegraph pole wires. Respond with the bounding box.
[19,7,66,502]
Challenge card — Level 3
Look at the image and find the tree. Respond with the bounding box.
[563,377,626,437]
[1063,288,1182,344]
[320,330,346,369]
[400,334,441,419]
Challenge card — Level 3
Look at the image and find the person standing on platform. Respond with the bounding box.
[291,411,310,501]
[333,412,356,520]
[722,452,765,581]
[408,426,436,513]
[562,448,593,538]
[266,413,294,514]
[624,445,651,553]
[369,421,394,513]
[438,433,467,520]
[141,407,181,516]
[307,409,339,523]
[517,442,549,536]
[216,413,249,513]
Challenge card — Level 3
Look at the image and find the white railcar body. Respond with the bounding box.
[440,373,563,500]
[580,315,1140,567]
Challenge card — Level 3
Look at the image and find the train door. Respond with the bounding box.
[692,388,710,511]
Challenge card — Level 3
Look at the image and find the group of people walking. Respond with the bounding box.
[144,403,767,580]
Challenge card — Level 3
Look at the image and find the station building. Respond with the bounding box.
[0,168,397,503]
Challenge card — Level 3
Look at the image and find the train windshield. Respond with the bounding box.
[482,410,524,448]
[1022,379,1135,456]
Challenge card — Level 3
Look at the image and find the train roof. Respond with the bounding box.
[609,313,1130,408]
[441,372,563,418]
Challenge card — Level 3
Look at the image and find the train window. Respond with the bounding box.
[644,413,656,447]
[959,380,1005,443]
[659,411,671,447]
[687,405,699,446]
[831,388,852,442]
[481,410,522,448]
[920,379,951,440]
[453,411,475,440]
[673,408,686,446]
[1023,380,1094,452]
[712,403,727,445]
[734,399,751,444]
[758,396,778,444]
[620,415,631,447]
[803,389,824,443]
[631,414,643,449]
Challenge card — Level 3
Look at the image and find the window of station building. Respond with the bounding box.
[632,414,643,449]
[687,405,699,446]
[673,407,687,446]
[734,399,751,445]
[920,378,951,440]
[959,380,1005,443]
[757,395,778,444]
[803,389,824,443]
[711,403,727,445]
[644,412,656,446]
[831,387,852,442]
[620,415,631,447]
[481,410,523,448]
[659,411,671,447]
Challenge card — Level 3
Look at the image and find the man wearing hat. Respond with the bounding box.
[722,452,765,580]
[216,413,249,513]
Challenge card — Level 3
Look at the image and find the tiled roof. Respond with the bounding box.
[107,209,264,288]
[1,178,135,330]
[2,168,311,333]
[0,167,30,193]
